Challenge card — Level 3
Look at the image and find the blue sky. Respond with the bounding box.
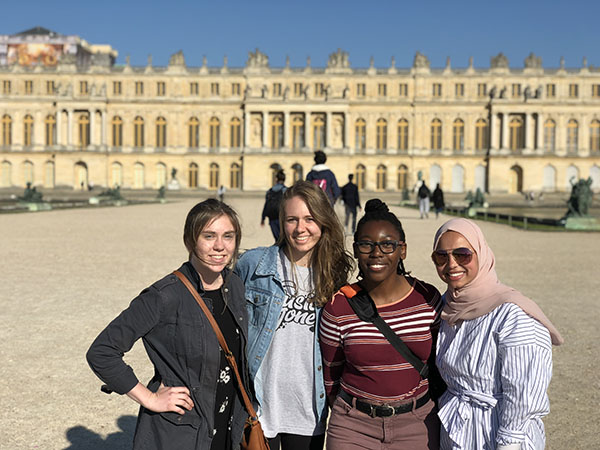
[1,0,598,69]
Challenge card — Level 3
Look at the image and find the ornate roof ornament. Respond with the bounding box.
[246,48,269,68]
[413,51,430,69]
[466,56,475,74]
[388,55,397,74]
[304,55,312,73]
[169,50,185,67]
[326,48,350,71]
[443,56,452,75]
[283,55,291,74]
[524,52,542,69]
[368,56,376,75]
[221,55,228,74]
[144,54,153,73]
[491,52,509,69]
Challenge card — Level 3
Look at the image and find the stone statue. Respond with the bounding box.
[524,52,542,69]
[413,52,430,69]
[99,186,124,201]
[535,85,542,98]
[560,56,565,69]
[327,48,350,69]
[157,185,166,200]
[147,54,153,67]
[171,167,178,180]
[491,53,509,69]
[125,55,131,66]
[169,50,185,67]
[473,188,486,207]
[565,177,594,217]
[247,48,269,68]
[19,182,43,202]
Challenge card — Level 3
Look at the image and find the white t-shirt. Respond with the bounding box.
[255,249,325,437]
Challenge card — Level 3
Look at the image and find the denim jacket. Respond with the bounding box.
[235,245,328,424]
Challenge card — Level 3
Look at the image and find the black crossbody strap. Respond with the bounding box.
[342,284,429,379]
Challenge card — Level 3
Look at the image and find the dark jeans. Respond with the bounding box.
[268,433,325,450]
[344,205,357,233]
[269,219,280,242]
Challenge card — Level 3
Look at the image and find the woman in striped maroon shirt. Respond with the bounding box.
[319,199,443,449]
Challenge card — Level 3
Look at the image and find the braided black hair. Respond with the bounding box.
[354,198,409,276]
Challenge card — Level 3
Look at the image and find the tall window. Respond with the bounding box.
[376,118,387,151]
[291,115,305,149]
[431,119,442,150]
[511,83,521,98]
[231,83,241,96]
[25,80,33,95]
[398,83,408,97]
[156,163,167,188]
[378,83,387,97]
[110,161,121,187]
[78,113,90,148]
[111,116,123,147]
[1,115,11,146]
[209,163,219,189]
[230,117,241,148]
[544,119,556,152]
[546,84,556,98]
[397,164,408,190]
[156,117,167,147]
[355,164,366,190]
[312,114,325,149]
[23,115,34,147]
[188,163,199,188]
[567,119,578,152]
[292,163,303,182]
[477,83,487,98]
[593,85,600,99]
[80,81,88,95]
[397,119,409,150]
[452,119,464,151]
[376,164,387,191]
[355,118,366,150]
[156,81,166,96]
[1,161,12,187]
[357,83,366,97]
[315,83,325,97]
[135,81,144,96]
[590,119,600,152]
[113,81,122,95]
[134,116,144,147]
[569,84,579,98]
[45,114,56,146]
[270,114,283,149]
[23,161,34,184]
[211,83,220,96]
[188,117,199,148]
[133,163,145,189]
[209,117,220,148]
[2,80,11,94]
[230,163,241,189]
[294,83,303,97]
[432,83,442,98]
[509,117,524,150]
[455,83,465,98]
[46,80,55,94]
[272,83,282,97]
[475,119,489,150]
[190,82,199,95]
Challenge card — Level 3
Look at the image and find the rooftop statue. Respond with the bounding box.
[247,48,269,68]
[491,52,509,69]
[327,48,349,69]
[169,50,185,67]
[413,51,430,69]
[524,52,542,69]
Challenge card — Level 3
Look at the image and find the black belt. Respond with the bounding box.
[339,390,430,418]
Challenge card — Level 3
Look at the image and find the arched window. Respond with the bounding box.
[78,113,90,148]
[376,164,387,191]
[74,162,88,189]
[292,163,303,183]
[134,116,144,147]
[451,164,465,193]
[590,165,600,190]
[1,160,12,187]
[509,165,523,193]
[188,117,199,148]
[431,119,442,150]
[376,118,387,152]
[475,119,488,150]
[230,163,241,189]
[156,162,167,188]
[355,118,366,150]
[590,119,600,153]
[291,115,305,149]
[355,164,366,190]
[397,164,408,190]
[269,163,282,186]
[111,162,123,187]
[543,165,556,191]
[23,114,34,147]
[312,114,325,150]
[45,115,56,146]
[111,116,123,147]
[509,116,524,150]
[230,117,241,148]
[133,162,145,189]
[567,119,578,153]
[566,165,579,188]
[430,165,442,188]
[1,115,12,146]
[155,116,167,148]
[188,163,199,188]
[544,119,556,152]
[209,163,219,189]
[22,160,34,185]
[397,119,409,151]
[44,161,55,188]
[452,119,464,151]
[209,117,220,149]
[270,114,283,149]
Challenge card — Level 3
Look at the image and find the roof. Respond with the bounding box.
[12,26,62,37]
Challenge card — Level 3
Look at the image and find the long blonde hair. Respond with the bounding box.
[277,181,353,307]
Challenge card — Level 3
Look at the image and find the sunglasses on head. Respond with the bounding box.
[431,247,474,266]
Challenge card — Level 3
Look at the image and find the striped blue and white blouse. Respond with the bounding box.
[436,302,553,450]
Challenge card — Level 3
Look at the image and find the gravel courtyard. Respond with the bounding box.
[0,195,597,449]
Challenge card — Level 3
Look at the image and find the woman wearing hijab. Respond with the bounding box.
[431,218,563,450]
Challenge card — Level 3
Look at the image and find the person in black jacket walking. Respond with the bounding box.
[341,174,361,233]
[87,199,250,450]
[432,183,445,218]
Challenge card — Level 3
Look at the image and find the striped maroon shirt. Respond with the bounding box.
[319,278,442,403]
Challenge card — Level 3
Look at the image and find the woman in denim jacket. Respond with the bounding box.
[236,181,353,450]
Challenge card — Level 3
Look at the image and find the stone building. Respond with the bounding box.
[1,27,599,193]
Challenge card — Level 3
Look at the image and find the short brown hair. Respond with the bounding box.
[183,199,242,267]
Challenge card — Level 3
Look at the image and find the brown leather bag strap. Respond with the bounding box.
[173,270,258,419]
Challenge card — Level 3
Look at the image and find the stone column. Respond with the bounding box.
[525,113,533,149]
[284,111,290,148]
[536,113,544,150]
[262,111,268,148]
[326,112,332,148]
[67,109,73,147]
[501,113,509,150]
[244,110,250,149]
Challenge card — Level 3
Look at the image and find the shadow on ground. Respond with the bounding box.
[64,416,136,450]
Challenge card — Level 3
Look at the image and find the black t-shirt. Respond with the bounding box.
[203,288,241,450]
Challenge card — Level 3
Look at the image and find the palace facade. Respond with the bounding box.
[1,27,600,193]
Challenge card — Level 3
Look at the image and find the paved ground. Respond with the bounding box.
[0,194,597,449]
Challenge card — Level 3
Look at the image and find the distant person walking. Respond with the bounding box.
[418,181,431,219]
[341,174,361,234]
[261,170,287,241]
[306,150,341,205]
[432,183,445,218]
[217,185,226,202]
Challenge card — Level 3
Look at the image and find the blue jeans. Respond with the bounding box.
[269,219,280,241]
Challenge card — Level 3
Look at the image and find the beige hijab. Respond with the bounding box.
[433,218,564,346]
